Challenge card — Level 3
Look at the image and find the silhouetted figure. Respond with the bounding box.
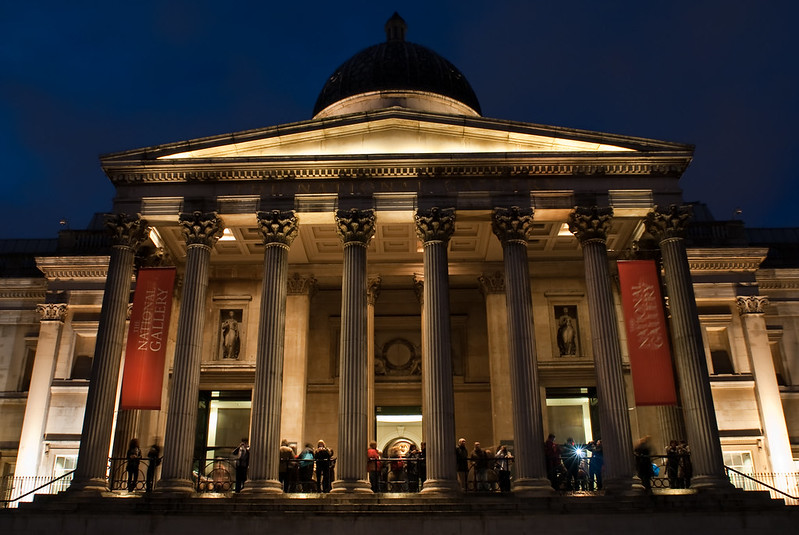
[126,438,141,492]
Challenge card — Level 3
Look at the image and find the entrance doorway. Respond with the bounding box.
[545,387,598,445]
[197,391,252,460]
[375,406,422,455]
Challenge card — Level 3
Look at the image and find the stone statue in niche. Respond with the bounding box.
[556,305,578,356]
[220,309,242,359]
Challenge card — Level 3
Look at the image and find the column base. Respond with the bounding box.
[240,479,283,495]
[691,474,737,491]
[154,478,195,496]
[603,476,642,496]
[512,477,555,496]
[66,476,109,494]
[330,479,373,494]
[419,478,462,495]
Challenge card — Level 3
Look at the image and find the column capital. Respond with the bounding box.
[644,204,693,242]
[567,206,613,244]
[478,271,506,295]
[367,276,382,306]
[179,211,224,247]
[256,210,298,247]
[287,273,317,296]
[105,213,149,249]
[491,206,533,244]
[736,295,769,315]
[415,207,455,244]
[36,303,67,322]
[335,208,376,245]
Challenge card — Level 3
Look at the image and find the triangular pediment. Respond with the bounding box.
[103,109,691,165]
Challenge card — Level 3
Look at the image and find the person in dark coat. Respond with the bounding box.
[634,435,654,492]
[456,438,469,491]
[126,438,142,492]
[314,440,332,493]
[145,442,161,492]
[232,438,249,492]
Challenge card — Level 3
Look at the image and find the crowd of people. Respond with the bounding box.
[122,433,692,494]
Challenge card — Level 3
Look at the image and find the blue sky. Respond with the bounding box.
[1,1,797,238]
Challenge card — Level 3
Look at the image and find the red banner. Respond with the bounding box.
[120,267,176,410]
[617,260,677,406]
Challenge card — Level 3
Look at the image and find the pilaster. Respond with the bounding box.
[736,296,794,474]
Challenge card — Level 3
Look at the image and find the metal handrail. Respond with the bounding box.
[0,470,76,506]
[725,465,799,500]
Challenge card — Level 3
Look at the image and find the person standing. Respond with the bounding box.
[145,442,161,493]
[471,442,489,491]
[298,443,315,491]
[494,445,513,492]
[314,440,332,493]
[544,434,562,489]
[279,439,297,492]
[406,443,421,492]
[586,439,603,491]
[232,438,249,493]
[367,441,382,492]
[561,437,582,491]
[456,438,469,491]
[418,441,427,487]
[634,435,654,493]
[126,438,142,492]
[665,440,680,488]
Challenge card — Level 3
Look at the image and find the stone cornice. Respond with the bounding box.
[0,279,47,301]
[756,269,799,290]
[105,156,690,184]
[685,248,768,273]
[35,256,111,281]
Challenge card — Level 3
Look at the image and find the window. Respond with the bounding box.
[52,455,77,492]
[723,451,753,473]
[71,355,93,380]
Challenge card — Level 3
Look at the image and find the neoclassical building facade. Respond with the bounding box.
[1,15,797,498]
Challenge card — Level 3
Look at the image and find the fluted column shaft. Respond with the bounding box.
[416,208,460,494]
[569,207,635,493]
[367,277,381,444]
[246,211,298,494]
[159,212,222,493]
[71,215,147,492]
[331,209,375,493]
[491,207,552,495]
[645,205,730,489]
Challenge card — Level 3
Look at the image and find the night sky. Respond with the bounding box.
[2,1,797,239]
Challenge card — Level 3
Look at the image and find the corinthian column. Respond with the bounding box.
[330,208,375,493]
[568,206,636,493]
[736,296,794,474]
[70,214,148,493]
[158,212,223,494]
[415,207,460,494]
[244,210,299,494]
[491,207,553,495]
[14,303,68,498]
[644,205,731,490]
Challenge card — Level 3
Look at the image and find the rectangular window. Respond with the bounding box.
[52,455,77,493]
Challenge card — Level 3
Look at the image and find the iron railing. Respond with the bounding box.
[0,470,75,508]
[725,466,799,506]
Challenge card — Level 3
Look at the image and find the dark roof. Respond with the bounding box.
[746,228,799,268]
[313,13,481,117]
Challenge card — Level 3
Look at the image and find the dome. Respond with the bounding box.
[312,13,482,118]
